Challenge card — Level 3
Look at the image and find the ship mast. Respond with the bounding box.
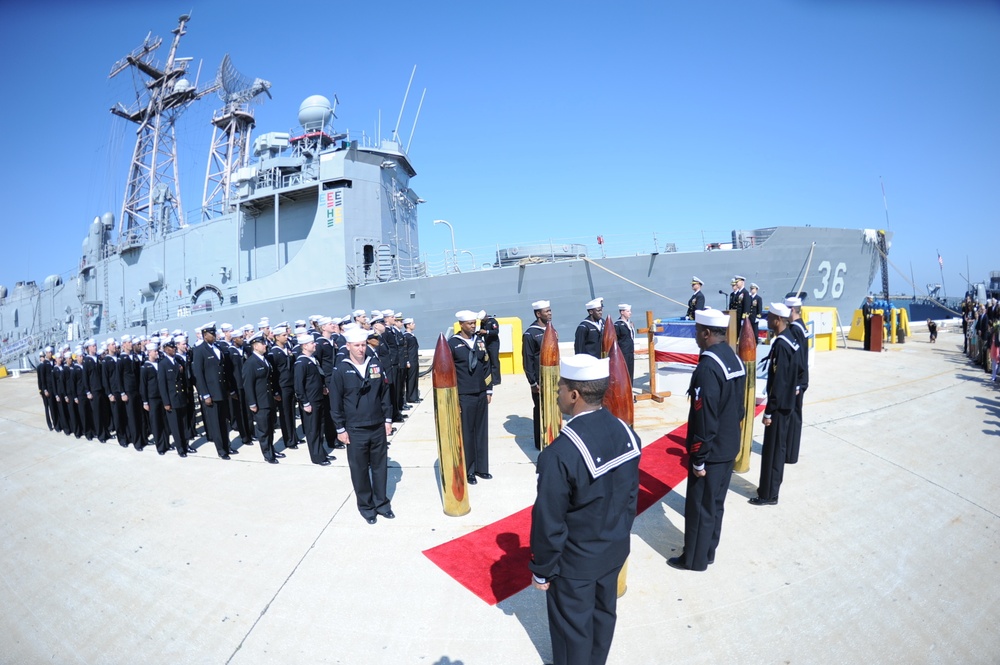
[109,14,216,249]
[201,54,271,220]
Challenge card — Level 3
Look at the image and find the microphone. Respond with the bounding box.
[718,290,726,295]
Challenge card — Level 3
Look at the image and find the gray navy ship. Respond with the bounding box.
[0,15,884,366]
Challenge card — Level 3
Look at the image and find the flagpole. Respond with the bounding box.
[937,250,947,299]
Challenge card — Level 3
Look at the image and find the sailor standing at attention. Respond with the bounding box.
[329,326,395,524]
[158,337,192,457]
[402,318,421,404]
[82,339,107,442]
[478,311,502,387]
[668,308,745,571]
[687,277,706,320]
[750,302,800,506]
[613,304,636,381]
[450,310,493,483]
[294,333,333,466]
[522,299,552,450]
[862,295,874,351]
[140,342,168,455]
[748,283,764,342]
[529,354,642,665]
[574,297,604,358]
[730,275,751,322]
[244,332,280,464]
[191,322,235,460]
[783,296,810,465]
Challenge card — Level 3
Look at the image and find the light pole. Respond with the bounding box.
[433,219,458,273]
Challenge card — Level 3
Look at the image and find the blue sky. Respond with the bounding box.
[1,0,997,299]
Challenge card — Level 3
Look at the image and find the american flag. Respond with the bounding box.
[938,252,943,268]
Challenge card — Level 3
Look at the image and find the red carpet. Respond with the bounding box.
[423,423,694,605]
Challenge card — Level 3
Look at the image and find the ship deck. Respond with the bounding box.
[2,326,998,664]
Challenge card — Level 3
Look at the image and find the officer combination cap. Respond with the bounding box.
[691,276,703,285]
[455,310,481,322]
[584,297,603,310]
[730,278,737,286]
[343,327,370,344]
[560,354,610,381]
[750,283,759,290]
[531,299,551,310]
[695,308,730,328]
[770,302,792,318]
[201,322,217,334]
[296,333,314,346]
[394,311,403,318]
[618,303,631,311]
[784,296,802,308]
[734,275,746,281]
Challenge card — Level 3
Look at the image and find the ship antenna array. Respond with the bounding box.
[393,65,425,153]
[201,54,272,220]
[109,14,216,248]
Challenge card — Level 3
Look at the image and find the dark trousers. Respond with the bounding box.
[787,390,805,464]
[863,319,872,351]
[276,388,297,447]
[531,389,541,450]
[202,397,231,456]
[164,406,190,455]
[683,460,734,570]
[546,565,621,665]
[346,424,391,519]
[147,401,168,453]
[109,397,126,445]
[406,364,419,402]
[61,398,77,437]
[758,409,791,500]
[253,407,276,461]
[459,392,489,475]
[185,395,198,440]
[123,392,146,448]
[321,394,338,447]
[77,398,91,438]
[302,405,326,463]
[91,392,109,441]
[623,351,634,383]
[231,392,252,444]
[42,393,55,430]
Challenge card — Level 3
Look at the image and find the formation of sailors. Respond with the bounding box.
[34,312,421,523]
[963,295,1000,380]
[687,275,763,340]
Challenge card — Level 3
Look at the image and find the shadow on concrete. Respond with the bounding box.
[632,495,685,563]
[496,581,550,664]
[504,414,540,462]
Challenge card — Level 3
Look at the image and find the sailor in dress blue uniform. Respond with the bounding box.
[574,297,604,358]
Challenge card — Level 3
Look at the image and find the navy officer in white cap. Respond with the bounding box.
[449,309,493,483]
[530,353,641,665]
[668,308,745,571]
[522,298,553,450]
[750,302,801,506]
[574,297,604,358]
[613,303,636,381]
[687,277,706,320]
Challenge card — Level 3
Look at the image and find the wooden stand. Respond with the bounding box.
[635,310,670,402]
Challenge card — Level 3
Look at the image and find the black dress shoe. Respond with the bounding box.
[667,556,689,571]
[748,496,778,506]
[266,458,279,464]
[179,452,187,458]
[286,444,299,450]
[332,442,345,449]
[220,454,231,460]
[467,474,477,485]
[401,405,411,411]
[379,510,395,519]
[228,449,238,455]
[326,455,337,461]
[366,516,377,525]
[475,472,493,480]
[297,439,307,445]
[274,452,286,458]
[315,460,331,466]
[158,451,166,456]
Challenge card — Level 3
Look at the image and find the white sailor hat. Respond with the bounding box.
[381,309,395,318]
[734,275,746,282]
[317,316,333,326]
[63,351,72,359]
[342,322,360,333]
[85,338,96,347]
[402,318,413,325]
[352,309,365,318]
[585,297,604,310]
[150,336,160,345]
[145,342,158,352]
[296,333,315,346]
[294,319,306,327]
[531,299,550,310]
[231,328,245,339]
[618,303,631,311]
[560,354,610,381]
[220,323,233,332]
[770,302,791,318]
[174,335,187,344]
[107,337,117,346]
[343,327,370,344]
[455,310,480,322]
[44,345,53,353]
[294,326,307,335]
[258,318,270,328]
[272,325,288,335]
[370,309,382,319]
[695,308,730,328]
[750,283,759,290]
[691,276,704,285]
[98,344,107,354]
[784,296,802,308]
[242,324,255,334]
[202,322,217,333]
[39,350,45,357]
[309,314,322,322]
[120,335,131,343]
[171,329,183,336]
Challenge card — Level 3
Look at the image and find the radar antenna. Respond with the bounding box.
[201,54,272,219]
[109,14,216,249]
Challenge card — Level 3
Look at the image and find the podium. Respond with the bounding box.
[870,313,883,353]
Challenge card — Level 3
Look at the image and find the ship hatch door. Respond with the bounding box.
[363,245,375,277]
